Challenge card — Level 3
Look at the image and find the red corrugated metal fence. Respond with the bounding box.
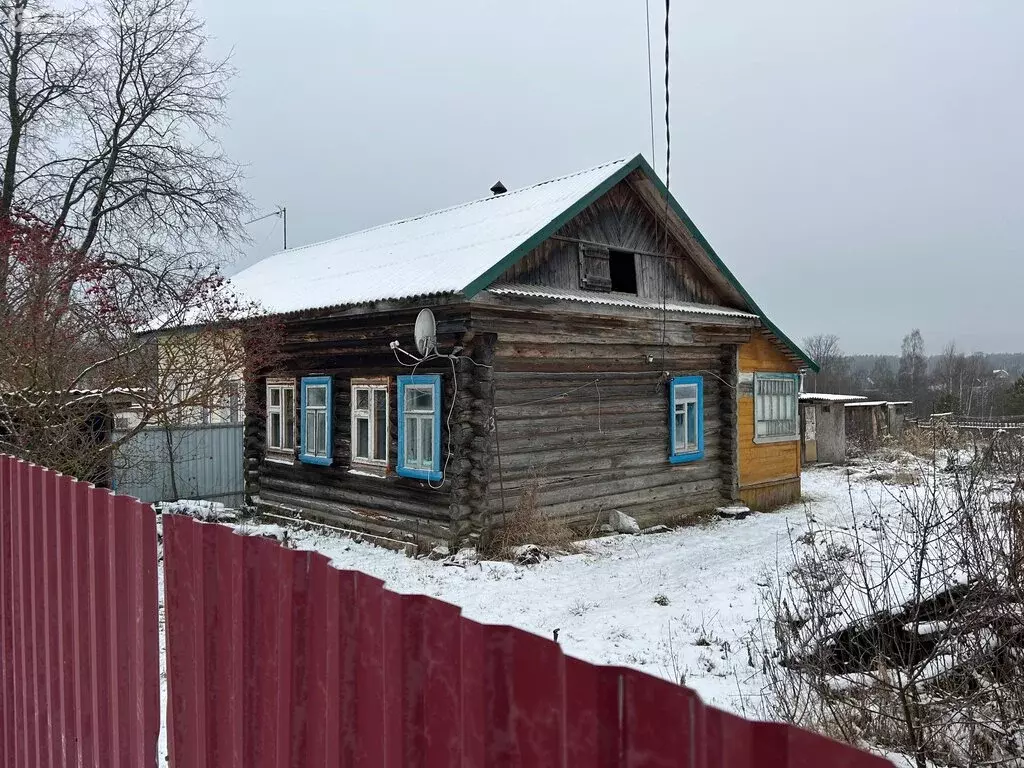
[0,453,892,767]
[0,455,159,768]
[163,514,893,768]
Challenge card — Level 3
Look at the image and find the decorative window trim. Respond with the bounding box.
[753,372,800,444]
[265,378,296,459]
[350,377,389,472]
[396,374,442,482]
[669,375,704,464]
[300,376,333,465]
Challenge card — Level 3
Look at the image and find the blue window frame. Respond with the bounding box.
[397,374,442,481]
[299,376,333,465]
[669,376,704,464]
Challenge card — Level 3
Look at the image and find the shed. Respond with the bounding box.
[218,154,817,551]
[845,400,914,447]
[798,393,865,464]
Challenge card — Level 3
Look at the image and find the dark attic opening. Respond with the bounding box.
[609,249,638,293]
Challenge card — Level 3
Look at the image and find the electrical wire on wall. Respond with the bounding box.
[390,341,492,491]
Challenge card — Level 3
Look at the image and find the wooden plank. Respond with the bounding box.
[738,331,800,374]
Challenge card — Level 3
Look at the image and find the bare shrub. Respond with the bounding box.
[758,435,1024,767]
[487,480,580,560]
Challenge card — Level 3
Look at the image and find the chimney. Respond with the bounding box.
[490,180,507,196]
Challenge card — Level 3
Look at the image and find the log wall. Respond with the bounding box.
[244,303,475,550]
[475,299,755,532]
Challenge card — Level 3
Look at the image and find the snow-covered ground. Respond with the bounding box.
[156,461,915,759]
[290,464,905,714]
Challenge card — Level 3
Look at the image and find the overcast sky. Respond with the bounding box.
[196,0,1023,355]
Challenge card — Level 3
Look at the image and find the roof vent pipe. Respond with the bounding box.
[490,180,507,196]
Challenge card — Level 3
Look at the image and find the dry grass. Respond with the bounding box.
[895,425,941,458]
[488,481,581,560]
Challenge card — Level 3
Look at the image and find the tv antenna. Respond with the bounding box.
[245,205,288,250]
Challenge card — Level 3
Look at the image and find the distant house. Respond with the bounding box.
[226,155,818,550]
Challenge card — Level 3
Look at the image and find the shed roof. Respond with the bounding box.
[227,154,816,370]
[845,400,914,408]
[799,393,867,403]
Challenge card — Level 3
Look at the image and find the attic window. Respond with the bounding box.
[609,250,637,293]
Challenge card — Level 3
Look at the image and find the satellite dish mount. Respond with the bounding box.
[414,308,438,356]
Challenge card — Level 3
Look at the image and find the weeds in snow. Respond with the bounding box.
[486,480,580,561]
[756,436,1024,768]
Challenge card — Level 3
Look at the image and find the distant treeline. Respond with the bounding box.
[803,332,1024,418]
[847,353,1024,378]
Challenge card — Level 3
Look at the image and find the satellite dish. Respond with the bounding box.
[414,308,437,356]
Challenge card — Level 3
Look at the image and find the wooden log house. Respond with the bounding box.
[228,155,818,550]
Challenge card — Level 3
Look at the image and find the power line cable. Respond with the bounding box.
[645,0,657,169]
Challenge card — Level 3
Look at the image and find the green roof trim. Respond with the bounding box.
[460,159,636,299]
[461,153,818,373]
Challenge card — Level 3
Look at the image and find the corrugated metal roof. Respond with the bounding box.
[799,393,867,403]
[228,158,631,315]
[845,400,913,408]
[487,284,758,319]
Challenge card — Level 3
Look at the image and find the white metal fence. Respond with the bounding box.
[111,423,244,507]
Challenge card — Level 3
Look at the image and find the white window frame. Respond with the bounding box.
[351,378,389,470]
[753,372,800,444]
[266,379,296,457]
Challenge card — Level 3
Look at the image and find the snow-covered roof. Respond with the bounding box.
[228,158,630,315]
[487,284,758,319]
[223,153,819,372]
[799,393,867,403]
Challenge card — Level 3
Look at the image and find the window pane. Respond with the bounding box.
[686,403,698,449]
[405,417,418,465]
[269,413,281,449]
[355,417,369,459]
[406,387,433,412]
[675,383,697,402]
[283,390,295,449]
[674,410,687,452]
[355,388,369,411]
[269,387,281,407]
[315,410,328,455]
[419,416,433,466]
[307,385,327,408]
[306,415,316,455]
[374,394,387,460]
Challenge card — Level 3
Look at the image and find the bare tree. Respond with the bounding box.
[899,329,928,414]
[803,334,851,393]
[0,0,278,479]
[0,212,279,482]
[0,0,247,303]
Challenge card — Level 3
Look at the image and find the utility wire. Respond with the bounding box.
[645,0,657,169]
[664,0,671,193]
[659,0,672,368]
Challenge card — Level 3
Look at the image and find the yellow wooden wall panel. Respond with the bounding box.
[737,331,801,496]
[738,332,800,374]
